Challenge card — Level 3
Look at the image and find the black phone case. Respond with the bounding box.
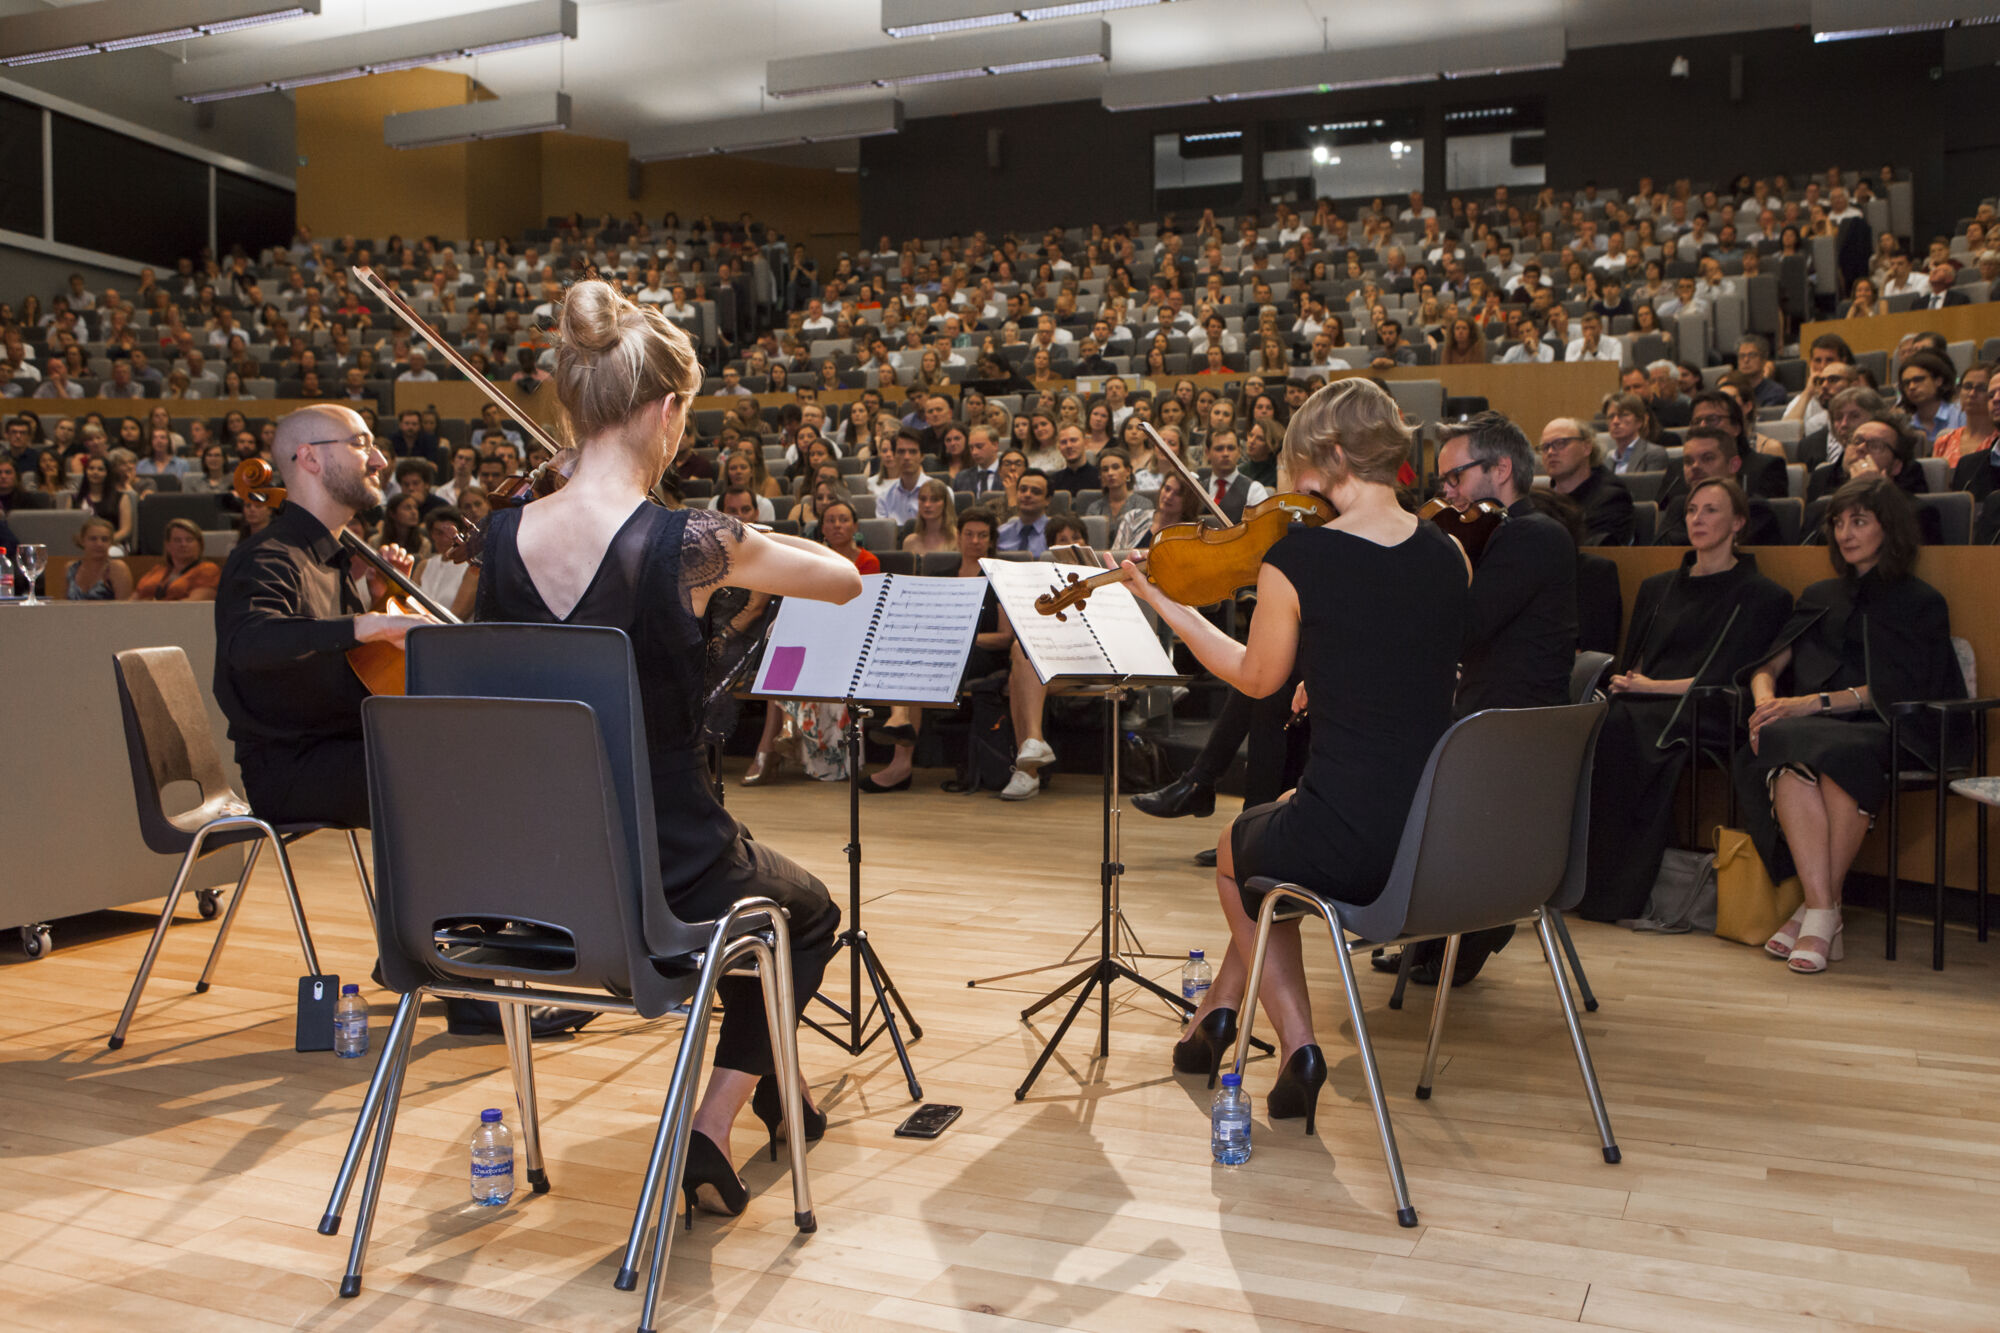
[296,974,339,1052]
[894,1103,963,1139]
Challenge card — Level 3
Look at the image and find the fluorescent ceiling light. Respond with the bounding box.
[630,98,904,162]
[1101,27,1562,110]
[1812,0,2000,41]
[882,0,1169,38]
[0,0,316,67]
[384,90,570,149]
[171,0,574,101]
[772,18,1107,97]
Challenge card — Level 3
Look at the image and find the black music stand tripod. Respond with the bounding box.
[796,703,925,1101]
[1014,683,1271,1101]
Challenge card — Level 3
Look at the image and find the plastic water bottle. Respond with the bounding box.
[1181,948,1212,1003]
[470,1109,515,1206]
[1211,1072,1252,1166]
[333,984,368,1059]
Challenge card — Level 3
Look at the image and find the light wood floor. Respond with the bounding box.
[4,766,2000,1332]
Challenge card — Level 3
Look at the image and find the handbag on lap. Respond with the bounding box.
[1711,826,1805,946]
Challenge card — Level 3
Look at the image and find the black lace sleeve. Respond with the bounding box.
[679,507,746,603]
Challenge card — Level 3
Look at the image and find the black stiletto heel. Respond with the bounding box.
[751,1073,827,1161]
[679,1130,748,1227]
[1266,1045,1327,1136]
[1171,1008,1239,1088]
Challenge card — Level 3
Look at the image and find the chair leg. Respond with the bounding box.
[1885,779,1901,961]
[339,991,419,1298]
[346,831,377,935]
[752,914,816,1233]
[195,838,264,994]
[1549,910,1599,1013]
[1978,799,1989,944]
[321,991,419,1236]
[498,989,549,1194]
[1321,907,1418,1229]
[1415,934,1460,1100]
[638,974,726,1333]
[108,827,214,1050]
[262,824,322,977]
[1533,912,1620,1165]
[1226,892,1285,1080]
[617,927,758,1292]
[1387,945,1413,1010]
[1933,773,1948,972]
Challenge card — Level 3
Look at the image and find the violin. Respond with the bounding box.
[1418,496,1507,563]
[1036,422,1334,618]
[232,457,460,695]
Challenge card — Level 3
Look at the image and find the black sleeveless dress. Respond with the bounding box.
[476,501,839,1078]
[1230,521,1470,908]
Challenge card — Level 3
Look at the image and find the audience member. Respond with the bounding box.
[996,469,1051,553]
[64,515,132,600]
[1540,417,1634,544]
[130,518,220,601]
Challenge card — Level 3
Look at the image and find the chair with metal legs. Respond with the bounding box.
[1229,703,1620,1229]
[318,625,814,1331]
[107,647,374,1051]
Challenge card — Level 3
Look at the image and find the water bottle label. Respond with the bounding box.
[472,1159,513,1179]
[1182,977,1210,1001]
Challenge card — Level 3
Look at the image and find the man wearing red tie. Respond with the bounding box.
[1203,430,1270,522]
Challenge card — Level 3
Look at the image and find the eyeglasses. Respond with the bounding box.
[1437,458,1492,486]
[304,433,376,451]
[1540,435,1588,453]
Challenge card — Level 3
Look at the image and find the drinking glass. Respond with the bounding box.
[16,543,46,605]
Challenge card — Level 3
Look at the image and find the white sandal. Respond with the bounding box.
[1765,903,1810,959]
[1787,908,1844,974]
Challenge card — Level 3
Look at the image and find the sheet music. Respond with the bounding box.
[853,575,988,702]
[751,594,873,700]
[751,573,986,704]
[980,559,1179,684]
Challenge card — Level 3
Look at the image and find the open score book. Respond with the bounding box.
[979,558,1179,685]
[751,573,988,704]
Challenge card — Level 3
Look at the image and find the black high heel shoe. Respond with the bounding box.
[1171,1008,1239,1088]
[1266,1044,1328,1136]
[680,1130,748,1229]
[750,1073,828,1162]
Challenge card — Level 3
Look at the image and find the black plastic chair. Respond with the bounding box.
[316,624,813,1331]
[1232,704,1619,1228]
[107,647,373,1050]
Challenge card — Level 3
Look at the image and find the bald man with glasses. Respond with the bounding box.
[213,403,429,830]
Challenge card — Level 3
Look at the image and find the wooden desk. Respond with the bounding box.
[16,398,336,424]
[1800,303,2000,358]
[1592,544,2000,891]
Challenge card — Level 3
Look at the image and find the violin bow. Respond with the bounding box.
[1140,420,1232,526]
[349,264,568,465]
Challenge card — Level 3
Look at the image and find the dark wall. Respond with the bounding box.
[860,26,1996,246]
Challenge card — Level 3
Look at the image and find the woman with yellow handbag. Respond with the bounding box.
[1734,468,1967,973]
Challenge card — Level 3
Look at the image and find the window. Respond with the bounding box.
[1444,102,1545,191]
[52,114,207,262]
[1262,110,1424,203]
[0,95,42,238]
[217,170,295,257]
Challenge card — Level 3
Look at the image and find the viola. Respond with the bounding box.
[231,457,459,695]
[1418,496,1507,563]
[1036,422,1334,618]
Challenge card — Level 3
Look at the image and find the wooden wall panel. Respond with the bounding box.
[1801,303,2000,357]
[294,71,475,243]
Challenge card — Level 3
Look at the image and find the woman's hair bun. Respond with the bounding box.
[559,279,622,353]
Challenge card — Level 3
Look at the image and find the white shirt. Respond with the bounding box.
[800,316,834,336]
[1501,341,1555,364]
[1566,336,1626,366]
[1881,274,1926,299]
[1206,470,1270,507]
[873,474,925,523]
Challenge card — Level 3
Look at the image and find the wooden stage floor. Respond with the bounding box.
[4,767,1999,1331]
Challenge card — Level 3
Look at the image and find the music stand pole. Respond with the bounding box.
[1014,687,1269,1101]
[800,704,924,1101]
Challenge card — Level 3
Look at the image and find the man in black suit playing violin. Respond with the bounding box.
[213,403,428,829]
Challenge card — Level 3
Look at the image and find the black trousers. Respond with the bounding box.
[674,831,841,1080]
[1186,675,1306,807]
[239,736,371,829]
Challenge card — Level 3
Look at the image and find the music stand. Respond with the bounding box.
[1013,682,1271,1101]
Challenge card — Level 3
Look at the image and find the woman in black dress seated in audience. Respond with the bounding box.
[1733,477,1965,974]
[1123,379,1470,1129]
[1579,479,1792,921]
[474,279,864,1217]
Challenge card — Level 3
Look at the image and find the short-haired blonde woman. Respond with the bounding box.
[65,516,133,600]
[1123,379,1471,1129]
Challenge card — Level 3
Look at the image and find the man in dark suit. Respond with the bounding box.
[1654,427,1785,545]
[1918,263,1971,311]
[0,456,51,513]
[1540,417,1634,544]
[1200,430,1269,522]
[951,425,1003,497]
[383,409,444,467]
[1410,411,1578,984]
